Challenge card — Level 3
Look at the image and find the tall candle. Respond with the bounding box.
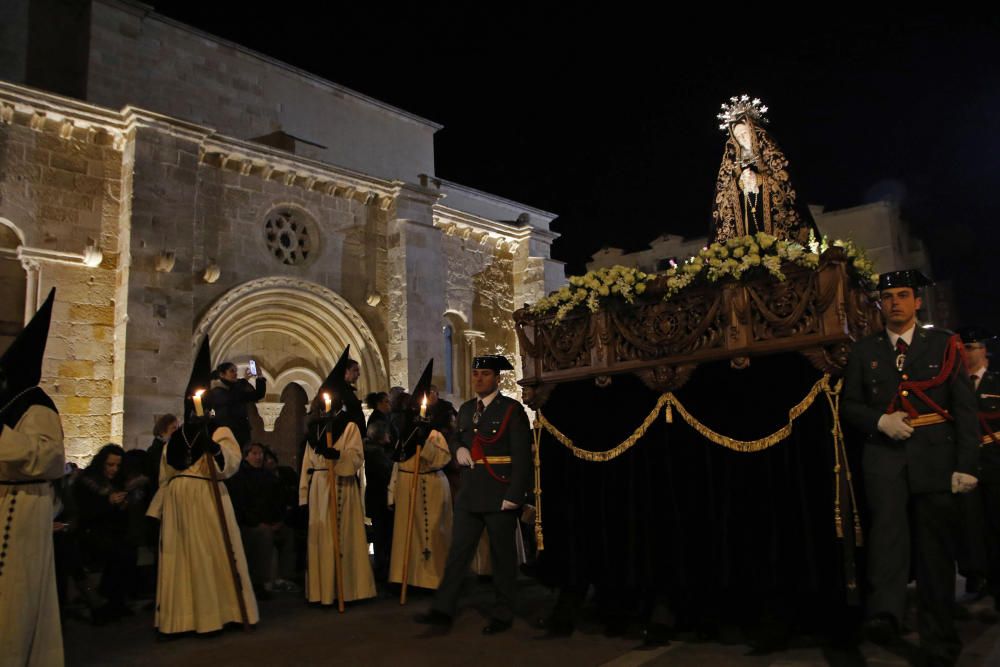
[192,389,205,417]
[420,396,427,418]
[323,392,332,414]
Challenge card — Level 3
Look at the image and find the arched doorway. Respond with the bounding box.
[193,277,387,466]
[0,219,27,352]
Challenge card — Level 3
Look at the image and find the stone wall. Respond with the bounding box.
[85,0,437,182]
[0,92,128,463]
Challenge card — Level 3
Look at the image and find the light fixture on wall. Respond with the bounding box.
[155,250,176,273]
[82,238,103,267]
[202,261,221,284]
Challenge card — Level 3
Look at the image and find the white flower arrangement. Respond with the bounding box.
[529,266,652,321]
[529,232,878,322]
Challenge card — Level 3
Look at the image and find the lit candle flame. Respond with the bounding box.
[192,389,205,417]
[323,392,332,414]
[420,395,427,418]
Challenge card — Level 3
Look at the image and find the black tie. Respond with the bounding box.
[895,338,908,372]
[474,399,485,426]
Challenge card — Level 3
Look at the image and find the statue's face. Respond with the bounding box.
[732,123,753,151]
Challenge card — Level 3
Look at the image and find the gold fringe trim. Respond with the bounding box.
[534,373,864,546]
[532,424,544,552]
[537,394,672,463]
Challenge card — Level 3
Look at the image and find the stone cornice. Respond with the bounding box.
[0,81,127,149]
[433,206,559,256]
[198,133,401,208]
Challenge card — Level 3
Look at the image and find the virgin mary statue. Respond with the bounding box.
[710,95,819,244]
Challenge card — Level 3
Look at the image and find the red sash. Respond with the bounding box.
[470,404,515,484]
[887,334,966,421]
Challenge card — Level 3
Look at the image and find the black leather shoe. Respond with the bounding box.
[482,618,512,635]
[863,614,898,645]
[414,610,452,627]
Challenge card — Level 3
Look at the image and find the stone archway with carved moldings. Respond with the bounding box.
[193,277,388,398]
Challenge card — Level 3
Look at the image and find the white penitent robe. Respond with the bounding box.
[0,405,65,667]
[147,427,259,634]
[299,422,376,604]
[388,430,453,589]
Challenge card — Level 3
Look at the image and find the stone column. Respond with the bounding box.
[385,183,444,389]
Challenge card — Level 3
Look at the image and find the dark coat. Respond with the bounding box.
[454,393,532,512]
[975,369,1000,484]
[207,377,266,446]
[842,327,979,493]
[225,460,285,527]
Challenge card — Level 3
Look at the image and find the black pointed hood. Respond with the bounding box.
[183,336,213,419]
[0,288,55,404]
[410,359,433,409]
[318,344,351,400]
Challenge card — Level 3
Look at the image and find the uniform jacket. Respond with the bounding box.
[454,393,532,512]
[843,327,979,493]
[974,369,1000,484]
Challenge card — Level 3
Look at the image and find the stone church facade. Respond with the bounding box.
[0,0,564,464]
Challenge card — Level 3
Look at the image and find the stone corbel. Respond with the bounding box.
[256,402,285,432]
[155,251,176,273]
[82,239,103,267]
[202,261,221,284]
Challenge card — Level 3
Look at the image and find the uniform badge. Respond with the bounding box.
[870,361,878,369]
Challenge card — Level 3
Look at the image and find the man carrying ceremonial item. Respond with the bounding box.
[416,354,532,635]
[843,270,978,666]
[148,336,259,635]
[389,360,453,594]
[299,346,375,607]
[0,289,65,666]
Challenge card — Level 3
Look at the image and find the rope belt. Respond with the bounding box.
[907,413,948,428]
[168,474,214,483]
[474,456,511,465]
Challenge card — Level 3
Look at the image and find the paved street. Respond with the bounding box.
[63,577,1000,666]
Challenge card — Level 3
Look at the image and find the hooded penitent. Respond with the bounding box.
[0,288,56,428]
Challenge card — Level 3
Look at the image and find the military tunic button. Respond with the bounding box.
[902,374,909,380]
[901,390,909,397]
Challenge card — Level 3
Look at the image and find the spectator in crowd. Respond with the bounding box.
[208,362,266,447]
[364,418,395,583]
[225,443,299,599]
[146,414,178,495]
[75,444,138,624]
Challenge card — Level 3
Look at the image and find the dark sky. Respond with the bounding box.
[153,5,1000,327]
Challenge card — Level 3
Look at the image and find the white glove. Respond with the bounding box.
[952,472,978,494]
[455,446,475,468]
[501,500,520,511]
[877,412,914,441]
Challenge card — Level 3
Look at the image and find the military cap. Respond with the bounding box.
[878,269,932,291]
[472,354,514,372]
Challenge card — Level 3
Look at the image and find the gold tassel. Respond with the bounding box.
[665,397,673,424]
[532,419,544,552]
[834,504,844,539]
[853,514,864,546]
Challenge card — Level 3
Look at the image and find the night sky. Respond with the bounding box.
[153,6,1000,328]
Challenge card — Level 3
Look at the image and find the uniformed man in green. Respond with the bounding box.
[843,270,979,666]
[416,354,532,635]
[958,327,1000,612]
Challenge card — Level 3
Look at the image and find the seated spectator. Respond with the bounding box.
[75,444,138,624]
[225,443,299,598]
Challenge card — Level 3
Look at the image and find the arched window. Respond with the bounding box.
[0,222,27,352]
[443,323,454,395]
[442,312,469,401]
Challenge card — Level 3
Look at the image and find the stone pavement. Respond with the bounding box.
[63,578,1000,667]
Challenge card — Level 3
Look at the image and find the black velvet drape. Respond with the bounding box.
[536,353,857,631]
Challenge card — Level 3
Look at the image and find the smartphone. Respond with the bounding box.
[248,359,257,376]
